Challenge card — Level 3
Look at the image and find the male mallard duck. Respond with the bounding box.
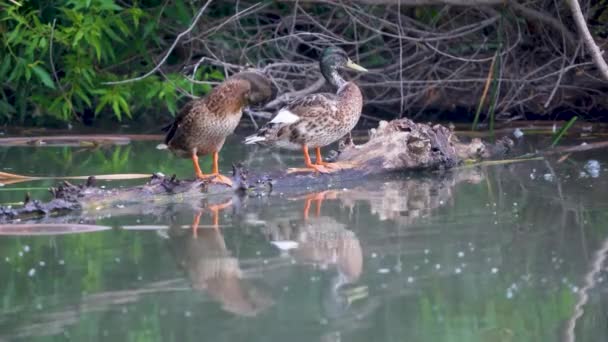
[163,71,274,185]
[244,47,367,173]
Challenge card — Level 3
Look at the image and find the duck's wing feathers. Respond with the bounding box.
[285,92,338,119]
[267,92,338,125]
[162,100,197,145]
[244,93,339,146]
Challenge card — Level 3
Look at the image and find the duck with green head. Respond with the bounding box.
[244,47,367,173]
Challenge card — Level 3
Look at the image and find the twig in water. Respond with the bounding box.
[0,171,152,185]
[472,51,498,131]
[551,116,578,147]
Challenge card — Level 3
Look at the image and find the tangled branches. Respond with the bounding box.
[123,0,608,121]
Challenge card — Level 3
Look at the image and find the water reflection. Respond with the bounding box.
[0,147,607,341]
[167,213,273,317]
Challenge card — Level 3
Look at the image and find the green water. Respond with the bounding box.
[0,131,607,342]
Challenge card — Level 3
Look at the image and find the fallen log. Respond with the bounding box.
[0,119,512,222]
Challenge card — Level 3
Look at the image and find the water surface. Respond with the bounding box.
[0,129,607,342]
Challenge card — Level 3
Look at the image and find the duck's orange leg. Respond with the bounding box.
[191,211,202,238]
[191,153,206,179]
[192,151,232,186]
[303,192,325,220]
[287,145,330,174]
[208,200,233,231]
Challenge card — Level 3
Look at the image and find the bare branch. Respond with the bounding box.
[566,0,608,80]
[102,0,213,85]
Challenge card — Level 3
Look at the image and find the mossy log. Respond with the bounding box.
[0,119,513,222]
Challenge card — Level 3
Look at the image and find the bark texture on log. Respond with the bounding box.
[0,119,512,222]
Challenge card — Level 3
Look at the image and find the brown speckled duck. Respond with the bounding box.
[244,47,367,173]
[163,71,273,186]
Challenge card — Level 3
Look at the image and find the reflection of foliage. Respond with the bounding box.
[0,0,219,124]
[0,141,227,206]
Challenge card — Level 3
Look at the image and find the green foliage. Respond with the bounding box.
[0,0,223,124]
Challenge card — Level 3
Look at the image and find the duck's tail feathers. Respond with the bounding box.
[244,134,266,145]
[162,121,178,145]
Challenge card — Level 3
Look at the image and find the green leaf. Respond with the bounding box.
[111,100,122,120]
[31,65,56,89]
[73,30,84,46]
[102,25,124,44]
[94,95,110,115]
[117,96,131,118]
[0,57,11,78]
[551,116,578,147]
[97,0,122,11]
[7,59,24,83]
[73,87,92,107]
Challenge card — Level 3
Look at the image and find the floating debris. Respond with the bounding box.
[584,160,600,178]
[271,241,299,251]
[28,268,36,277]
[407,276,414,283]
[457,252,465,258]
[543,173,553,182]
[455,268,462,274]
[513,128,524,138]
[491,267,499,274]
[377,268,390,274]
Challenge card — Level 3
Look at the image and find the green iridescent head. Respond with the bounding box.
[319,47,367,87]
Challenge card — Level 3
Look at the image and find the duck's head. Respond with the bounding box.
[320,47,367,88]
[320,47,368,74]
[230,71,276,106]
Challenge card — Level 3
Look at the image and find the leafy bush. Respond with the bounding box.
[0,0,221,125]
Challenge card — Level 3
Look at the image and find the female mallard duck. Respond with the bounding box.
[244,47,367,173]
[163,71,273,185]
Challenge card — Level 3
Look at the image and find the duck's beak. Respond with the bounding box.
[345,59,368,72]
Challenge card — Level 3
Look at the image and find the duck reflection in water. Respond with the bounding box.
[263,191,366,311]
[167,200,273,317]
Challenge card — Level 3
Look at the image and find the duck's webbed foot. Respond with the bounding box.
[287,164,330,174]
[198,173,233,187]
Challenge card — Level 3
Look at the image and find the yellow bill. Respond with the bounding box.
[345,59,368,72]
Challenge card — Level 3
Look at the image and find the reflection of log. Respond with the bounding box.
[0,119,510,222]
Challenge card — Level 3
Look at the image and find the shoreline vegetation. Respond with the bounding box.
[1,0,608,127]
